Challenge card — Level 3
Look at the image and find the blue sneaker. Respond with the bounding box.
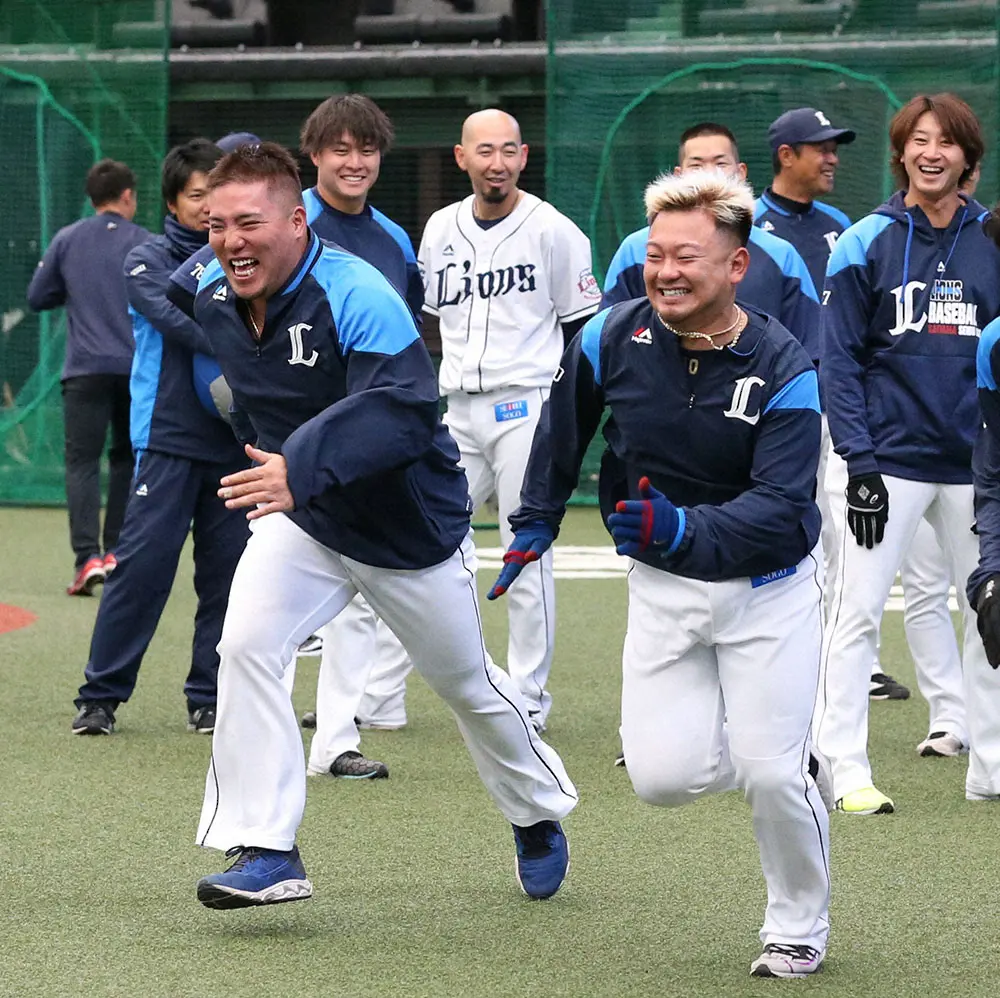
[197,845,313,909]
[512,820,569,899]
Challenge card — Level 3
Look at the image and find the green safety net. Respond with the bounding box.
[547,0,1000,502]
[0,1,168,505]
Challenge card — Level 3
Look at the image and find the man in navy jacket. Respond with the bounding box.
[190,142,577,910]
[491,169,830,978]
[71,139,249,737]
[26,159,148,595]
[814,93,1000,812]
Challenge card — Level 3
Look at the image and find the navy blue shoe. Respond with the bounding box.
[197,845,313,909]
[513,820,569,899]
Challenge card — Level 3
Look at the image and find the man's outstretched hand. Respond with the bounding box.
[219,443,294,520]
[487,521,554,600]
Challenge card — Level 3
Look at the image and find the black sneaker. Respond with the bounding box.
[869,671,911,700]
[329,750,388,779]
[188,705,216,734]
[301,710,317,729]
[72,701,115,735]
[614,752,626,768]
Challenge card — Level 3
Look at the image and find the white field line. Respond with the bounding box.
[475,546,959,610]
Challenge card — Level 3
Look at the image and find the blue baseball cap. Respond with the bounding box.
[216,131,261,153]
[768,108,856,152]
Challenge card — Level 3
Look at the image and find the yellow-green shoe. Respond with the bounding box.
[836,786,895,815]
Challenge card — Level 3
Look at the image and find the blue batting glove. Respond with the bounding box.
[487,521,554,600]
[606,476,684,557]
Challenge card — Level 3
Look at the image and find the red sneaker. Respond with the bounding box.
[103,552,118,575]
[67,556,106,596]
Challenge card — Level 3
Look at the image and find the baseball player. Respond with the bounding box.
[601,121,821,767]
[408,108,601,732]
[190,143,577,909]
[814,93,1000,813]
[757,108,964,734]
[26,159,148,595]
[70,139,249,736]
[601,122,821,365]
[493,169,830,978]
[169,100,421,779]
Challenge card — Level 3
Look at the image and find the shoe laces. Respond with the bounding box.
[763,943,820,961]
[224,845,263,871]
[515,821,556,858]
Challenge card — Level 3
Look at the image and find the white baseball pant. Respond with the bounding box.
[817,415,839,620]
[444,386,556,725]
[824,445,965,737]
[357,619,413,729]
[305,594,411,775]
[197,513,578,852]
[814,476,1000,801]
[621,553,830,951]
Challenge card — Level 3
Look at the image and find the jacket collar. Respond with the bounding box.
[163,214,209,258]
[276,228,324,298]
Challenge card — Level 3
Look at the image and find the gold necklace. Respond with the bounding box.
[657,306,747,351]
[248,308,262,339]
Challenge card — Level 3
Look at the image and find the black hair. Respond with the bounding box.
[207,141,303,207]
[85,159,136,208]
[771,144,805,175]
[677,122,740,164]
[161,138,225,205]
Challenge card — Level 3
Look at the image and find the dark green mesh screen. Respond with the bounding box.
[0,1,168,504]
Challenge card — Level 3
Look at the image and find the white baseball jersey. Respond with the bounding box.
[419,192,601,395]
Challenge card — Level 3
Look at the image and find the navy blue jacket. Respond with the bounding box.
[821,192,1000,485]
[513,301,821,582]
[168,187,422,321]
[124,216,246,463]
[193,230,471,570]
[26,212,149,379]
[755,189,851,294]
[968,317,1000,603]
[601,223,821,362]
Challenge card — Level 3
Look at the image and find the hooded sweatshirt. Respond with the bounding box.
[821,191,1000,485]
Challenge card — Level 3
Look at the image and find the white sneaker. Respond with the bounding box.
[356,716,407,731]
[750,943,824,978]
[917,731,965,757]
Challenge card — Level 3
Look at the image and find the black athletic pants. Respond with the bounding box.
[62,374,133,569]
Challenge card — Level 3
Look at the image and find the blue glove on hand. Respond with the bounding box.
[606,476,684,557]
[487,521,554,600]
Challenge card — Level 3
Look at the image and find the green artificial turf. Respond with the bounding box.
[1,506,996,997]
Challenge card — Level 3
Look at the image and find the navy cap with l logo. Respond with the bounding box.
[768,108,856,151]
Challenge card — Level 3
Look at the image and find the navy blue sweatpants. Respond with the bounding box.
[76,448,250,712]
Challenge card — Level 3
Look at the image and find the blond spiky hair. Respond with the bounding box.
[644,169,755,245]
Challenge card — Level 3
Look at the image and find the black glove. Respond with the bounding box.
[845,473,888,549]
[976,575,1000,669]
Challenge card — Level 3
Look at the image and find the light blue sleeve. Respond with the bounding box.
[603,227,648,292]
[371,206,418,264]
[195,256,225,292]
[764,369,821,414]
[310,249,419,356]
[826,214,895,278]
[978,317,1000,390]
[580,308,612,386]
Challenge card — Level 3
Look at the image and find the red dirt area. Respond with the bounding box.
[0,603,37,635]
